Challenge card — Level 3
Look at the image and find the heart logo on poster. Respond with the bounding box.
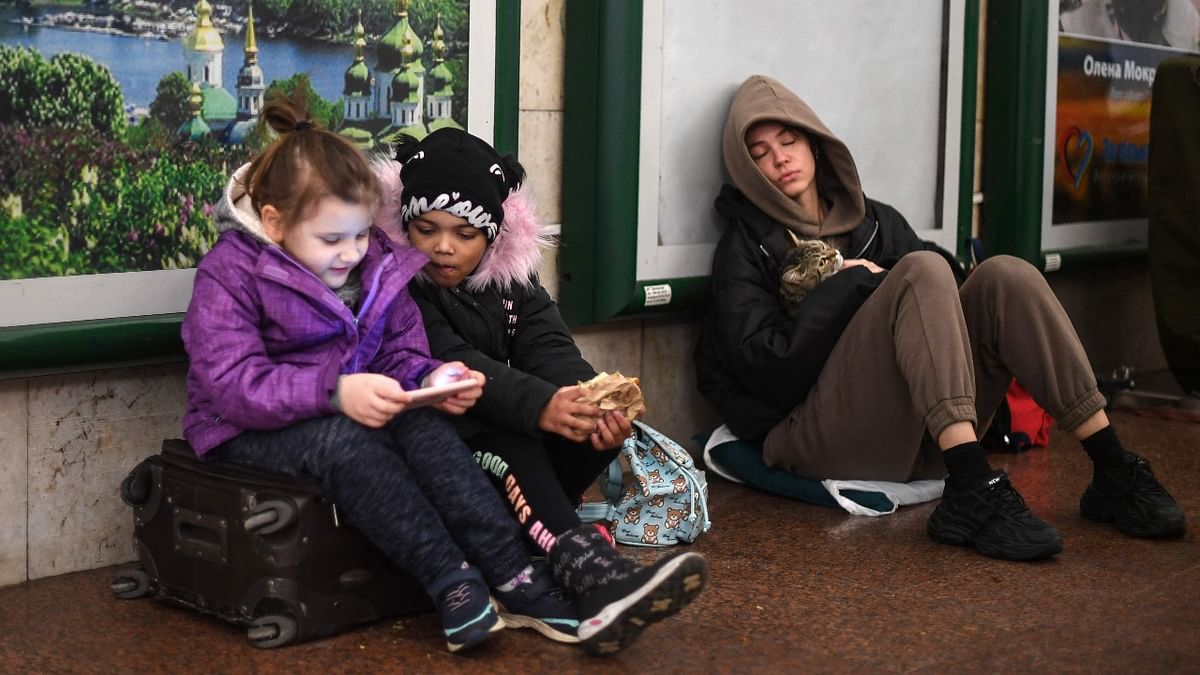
[1061,126,1093,191]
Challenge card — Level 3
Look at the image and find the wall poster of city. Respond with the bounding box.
[0,0,475,329]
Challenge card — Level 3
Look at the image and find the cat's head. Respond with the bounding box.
[780,239,843,304]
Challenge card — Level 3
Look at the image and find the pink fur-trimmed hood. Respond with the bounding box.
[372,157,555,292]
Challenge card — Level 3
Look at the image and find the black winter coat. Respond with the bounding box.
[411,279,595,439]
[694,185,958,442]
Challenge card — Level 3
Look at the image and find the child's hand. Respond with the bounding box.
[423,361,470,387]
[432,367,486,416]
[338,373,409,428]
[590,410,633,451]
[538,385,601,443]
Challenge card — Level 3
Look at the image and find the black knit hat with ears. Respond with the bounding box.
[394,128,525,242]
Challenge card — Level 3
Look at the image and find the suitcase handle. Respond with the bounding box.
[172,505,229,564]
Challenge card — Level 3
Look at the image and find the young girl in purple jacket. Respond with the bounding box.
[180,96,577,652]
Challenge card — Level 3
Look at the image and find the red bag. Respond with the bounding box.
[981,379,1053,452]
[1005,380,1052,447]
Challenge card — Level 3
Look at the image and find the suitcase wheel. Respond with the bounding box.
[120,464,154,508]
[111,566,154,599]
[247,613,298,649]
[243,499,298,536]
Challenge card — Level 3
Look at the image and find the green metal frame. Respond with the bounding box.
[981,1,1050,265]
[492,0,521,158]
[0,0,523,375]
[559,0,645,326]
[561,0,980,327]
[981,0,1146,272]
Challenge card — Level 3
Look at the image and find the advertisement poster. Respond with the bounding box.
[0,0,470,326]
[1053,0,1200,226]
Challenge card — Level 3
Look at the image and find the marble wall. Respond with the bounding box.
[0,380,29,586]
[0,365,187,585]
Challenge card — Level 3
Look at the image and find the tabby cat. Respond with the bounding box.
[779,239,844,304]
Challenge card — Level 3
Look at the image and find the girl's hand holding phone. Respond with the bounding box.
[423,361,486,415]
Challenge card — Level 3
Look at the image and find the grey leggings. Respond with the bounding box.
[763,253,1106,481]
[212,407,529,591]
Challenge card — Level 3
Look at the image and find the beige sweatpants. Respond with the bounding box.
[762,253,1107,482]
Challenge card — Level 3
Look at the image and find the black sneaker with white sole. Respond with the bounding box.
[429,566,503,652]
[575,551,708,656]
[1080,453,1186,539]
[493,562,580,644]
[927,471,1063,561]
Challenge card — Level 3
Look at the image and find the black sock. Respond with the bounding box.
[1081,425,1126,469]
[942,441,994,489]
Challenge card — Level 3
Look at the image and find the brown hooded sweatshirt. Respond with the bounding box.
[722,75,866,240]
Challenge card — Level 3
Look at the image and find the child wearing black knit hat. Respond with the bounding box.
[376,128,708,657]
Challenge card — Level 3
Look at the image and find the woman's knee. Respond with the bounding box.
[891,250,957,288]
[969,253,1036,282]
[969,255,1045,294]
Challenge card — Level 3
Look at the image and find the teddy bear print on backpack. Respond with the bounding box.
[577,421,712,547]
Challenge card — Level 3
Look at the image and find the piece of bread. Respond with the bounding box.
[577,371,646,421]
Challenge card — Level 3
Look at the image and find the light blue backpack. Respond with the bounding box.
[577,421,711,546]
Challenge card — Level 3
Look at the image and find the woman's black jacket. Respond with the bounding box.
[694,185,961,442]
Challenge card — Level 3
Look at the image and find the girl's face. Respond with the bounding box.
[745,121,817,203]
[406,209,488,288]
[262,196,372,289]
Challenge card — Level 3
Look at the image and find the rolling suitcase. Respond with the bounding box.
[111,438,431,648]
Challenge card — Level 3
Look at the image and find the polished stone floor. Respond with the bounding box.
[1,410,1196,673]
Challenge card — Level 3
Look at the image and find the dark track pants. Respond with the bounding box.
[212,408,529,590]
[466,430,620,554]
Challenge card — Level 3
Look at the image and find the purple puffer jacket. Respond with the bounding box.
[181,176,440,455]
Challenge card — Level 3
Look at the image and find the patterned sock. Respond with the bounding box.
[496,564,534,593]
[548,524,639,596]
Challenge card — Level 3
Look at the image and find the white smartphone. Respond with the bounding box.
[406,378,478,408]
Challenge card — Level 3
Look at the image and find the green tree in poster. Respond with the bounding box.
[265,73,344,130]
[255,0,294,25]
[0,46,125,134]
[410,0,468,45]
[148,72,193,132]
[290,0,359,35]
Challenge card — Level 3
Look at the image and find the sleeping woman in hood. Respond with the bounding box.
[374,128,707,656]
[694,75,1185,562]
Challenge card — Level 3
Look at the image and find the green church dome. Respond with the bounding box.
[179,84,212,140]
[200,83,238,122]
[344,13,371,97]
[376,0,422,73]
[427,15,452,94]
[344,62,371,97]
[390,65,422,103]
